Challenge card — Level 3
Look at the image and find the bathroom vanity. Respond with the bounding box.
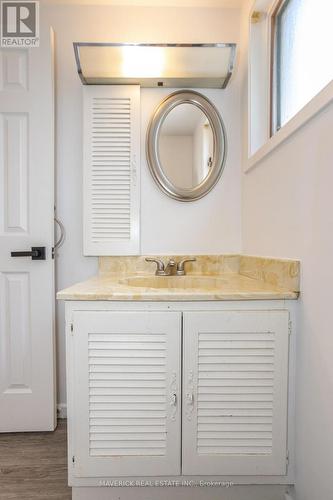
[58,255,299,499]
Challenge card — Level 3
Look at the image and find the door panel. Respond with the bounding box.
[73,311,181,477]
[0,28,55,431]
[182,310,289,475]
[0,113,28,233]
[0,273,31,394]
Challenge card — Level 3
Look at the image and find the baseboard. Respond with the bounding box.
[57,403,67,419]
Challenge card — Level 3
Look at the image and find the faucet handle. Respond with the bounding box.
[176,258,197,276]
[145,257,165,276]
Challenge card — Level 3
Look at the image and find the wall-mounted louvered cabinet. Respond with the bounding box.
[66,304,292,484]
[83,86,140,256]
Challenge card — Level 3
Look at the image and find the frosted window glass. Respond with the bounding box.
[275,0,333,129]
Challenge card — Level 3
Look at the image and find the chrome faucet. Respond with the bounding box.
[145,258,175,276]
[145,257,197,276]
[176,258,196,275]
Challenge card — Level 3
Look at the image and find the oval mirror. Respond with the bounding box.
[146,90,227,201]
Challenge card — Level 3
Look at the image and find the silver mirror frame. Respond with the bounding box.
[146,90,227,202]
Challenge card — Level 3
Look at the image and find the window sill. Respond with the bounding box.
[245,80,333,173]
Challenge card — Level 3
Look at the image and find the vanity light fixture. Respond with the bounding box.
[73,42,237,89]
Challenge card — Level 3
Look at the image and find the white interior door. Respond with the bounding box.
[0,29,55,431]
[182,310,290,476]
[72,311,181,477]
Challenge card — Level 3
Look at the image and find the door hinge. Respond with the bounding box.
[286,450,289,466]
[288,320,292,335]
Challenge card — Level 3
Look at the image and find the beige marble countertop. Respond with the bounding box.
[57,266,299,302]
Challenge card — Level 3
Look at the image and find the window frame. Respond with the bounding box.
[246,0,333,171]
[270,0,287,135]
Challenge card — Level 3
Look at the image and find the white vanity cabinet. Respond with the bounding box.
[66,302,294,486]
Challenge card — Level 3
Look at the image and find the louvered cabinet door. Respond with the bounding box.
[182,311,289,476]
[72,311,181,477]
[83,85,140,256]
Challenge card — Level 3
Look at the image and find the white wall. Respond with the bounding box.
[141,87,241,254]
[241,6,333,499]
[43,4,242,406]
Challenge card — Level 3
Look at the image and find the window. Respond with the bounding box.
[272,0,333,132]
[247,0,333,167]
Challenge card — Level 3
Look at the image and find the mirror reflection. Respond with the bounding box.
[158,103,214,189]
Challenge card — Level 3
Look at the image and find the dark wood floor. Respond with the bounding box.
[0,419,71,500]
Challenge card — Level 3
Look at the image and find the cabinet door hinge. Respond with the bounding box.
[288,320,292,336]
[286,449,289,466]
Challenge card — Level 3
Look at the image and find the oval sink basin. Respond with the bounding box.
[119,276,227,290]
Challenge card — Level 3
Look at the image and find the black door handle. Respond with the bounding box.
[11,247,46,260]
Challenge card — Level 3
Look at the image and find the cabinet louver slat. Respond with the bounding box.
[83,86,140,255]
[183,311,289,476]
[88,332,166,457]
[197,331,275,456]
